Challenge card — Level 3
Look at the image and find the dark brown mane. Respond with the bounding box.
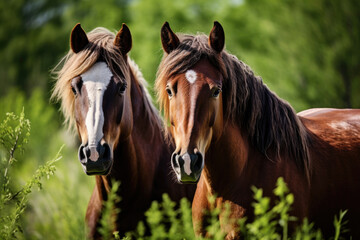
[156,34,310,177]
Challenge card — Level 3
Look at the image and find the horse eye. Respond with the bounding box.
[212,87,222,98]
[166,87,173,98]
[71,86,77,95]
[71,77,82,96]
[118,83,127,95]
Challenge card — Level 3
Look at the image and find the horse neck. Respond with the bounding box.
[128,67,167,161]
[203,118,308,198]
[203,122,253,192]
[203,123,283,200]
[97,68,167,203]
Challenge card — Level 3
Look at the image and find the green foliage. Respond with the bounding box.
[0,111,60,239]
[0,88,60,163]
[127,178,347,240]
[239,178,347,239]
[0,110,30,181]
[240,177,303,239]
[202,194,228,240]
[0,89,92,240]
[98,180,121,240]
[24,156,92,240]
[126,194,195,239]
[333,210,348,240]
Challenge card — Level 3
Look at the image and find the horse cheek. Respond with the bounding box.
[211,96,224,143]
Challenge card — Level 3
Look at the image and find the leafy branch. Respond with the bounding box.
[0,110,61,239]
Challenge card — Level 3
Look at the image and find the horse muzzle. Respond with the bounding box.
[78,142,112,175]
[171,151,204,183]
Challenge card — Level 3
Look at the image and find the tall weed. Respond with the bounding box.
[0,110,61,239]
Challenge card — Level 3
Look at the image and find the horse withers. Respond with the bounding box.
[156,21,360,239]
[52,23,195,238]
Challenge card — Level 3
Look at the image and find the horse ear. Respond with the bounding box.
[161,22,180,54]
[209,21,225,53]
[70,23,89,53]
[114,23,132,56]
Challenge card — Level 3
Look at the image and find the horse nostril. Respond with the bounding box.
[98,144,105,158]
[78,144,87,164]
[100,143,110,159]
[189,153,198,162]
[192,152,203,172]
[171,152,180,173]
[85,147,91,158]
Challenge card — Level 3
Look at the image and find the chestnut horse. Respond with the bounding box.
[52,24,195,238]
[156,21,360,239]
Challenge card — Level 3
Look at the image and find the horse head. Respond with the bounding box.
[70,23,133,175]
[159,22,226,183]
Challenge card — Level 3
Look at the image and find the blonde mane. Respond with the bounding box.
[52,27,161,135]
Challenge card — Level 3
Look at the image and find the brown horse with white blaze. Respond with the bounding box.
[156,21,360,239]
[52,23,195,238]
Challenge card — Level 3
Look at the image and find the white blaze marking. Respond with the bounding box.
[185,70,197,84]
[182,153,192,175]
[81,62,112,149]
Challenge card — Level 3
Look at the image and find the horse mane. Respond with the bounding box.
[52,27,162,137]
[156,34,310,178]
[128,58,163,138]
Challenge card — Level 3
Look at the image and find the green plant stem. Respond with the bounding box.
[3,134,18,192]
[283,221,288,240]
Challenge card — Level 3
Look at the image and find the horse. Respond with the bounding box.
[155,21,360,239]
[52,23,195,239]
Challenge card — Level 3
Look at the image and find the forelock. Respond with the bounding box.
[52,27,129,131]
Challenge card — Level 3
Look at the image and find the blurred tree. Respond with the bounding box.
[1,0,358,110]
[219,0,360,110]
[129,0,228,96]
[0,0,131,98]
[297,0,360,108]
[0,0,68,96]
[130,0,360,110]
[61,0,131,33]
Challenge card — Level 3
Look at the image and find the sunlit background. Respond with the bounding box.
[0,0,359,239]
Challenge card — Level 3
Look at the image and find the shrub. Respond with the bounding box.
[0,110,61,239]
[122,177,347,240]
[124,194,196,240]
[98,180,121,240]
